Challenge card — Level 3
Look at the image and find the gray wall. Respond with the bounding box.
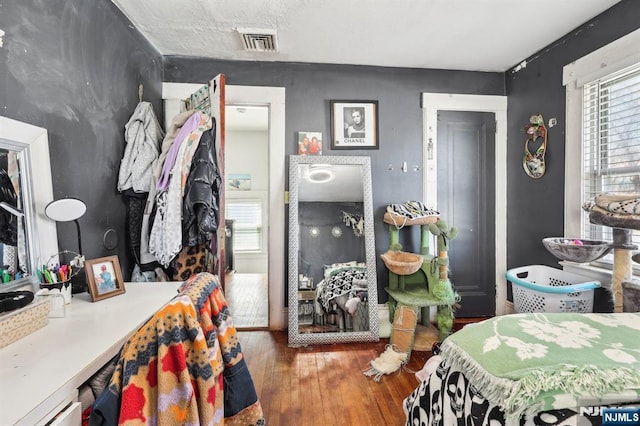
[164,59,504,300]
[504,0,639,311]
[505,0,640,271]
[1,0,163,279]
[3,0,638,307]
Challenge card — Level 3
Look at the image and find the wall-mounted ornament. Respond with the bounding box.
[342,210,364,237]
[522,113,547,179]
[331,226,343,238]
[309,227,320,238]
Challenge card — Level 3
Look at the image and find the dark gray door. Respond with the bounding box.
[437,110,496,317]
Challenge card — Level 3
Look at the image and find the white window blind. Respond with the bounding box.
[582,63,640,261]
[226,200,263,252]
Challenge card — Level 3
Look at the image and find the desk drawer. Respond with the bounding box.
[48,401,81,426]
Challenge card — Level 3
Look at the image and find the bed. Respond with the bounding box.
[403,312,640,425]
[315,263,369,331]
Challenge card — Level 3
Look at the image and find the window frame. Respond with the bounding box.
[225,195,267,254]
[564,29,640,248]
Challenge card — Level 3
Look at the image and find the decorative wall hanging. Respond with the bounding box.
[331,226,343,238]
[330,100,379,149]
[297,132,323,155]
[522,114,547,179]
[342,210,364,237]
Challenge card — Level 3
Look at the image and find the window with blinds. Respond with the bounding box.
[582,63,640,264]
[226,200,263,252]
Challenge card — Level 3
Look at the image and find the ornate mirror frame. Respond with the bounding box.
[288,155,379,346]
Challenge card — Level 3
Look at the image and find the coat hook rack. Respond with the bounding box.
[388,162,421,172]
[138,84,144,102]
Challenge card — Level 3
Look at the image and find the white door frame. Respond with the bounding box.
[163,82,286,330]
[422,93,508,315]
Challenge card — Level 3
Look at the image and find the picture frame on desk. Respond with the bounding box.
[85,255,126,302]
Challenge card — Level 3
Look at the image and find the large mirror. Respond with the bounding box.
[0,116,58,293]
[288,155,378,346]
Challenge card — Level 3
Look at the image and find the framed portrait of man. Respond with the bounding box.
[330,100,379,149]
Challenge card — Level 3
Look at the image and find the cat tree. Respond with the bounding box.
[381,212,459,341]
[588,211,638,313]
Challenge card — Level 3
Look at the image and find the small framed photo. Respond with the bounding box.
[330,100,379,150]
[228,173,251,190]
[297,132,323,155]
[85,255,126,302]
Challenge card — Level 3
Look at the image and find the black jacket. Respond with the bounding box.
[0,169,18,246]
[182,120,222,247]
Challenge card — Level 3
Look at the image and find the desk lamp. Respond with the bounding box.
[45,197,87,268]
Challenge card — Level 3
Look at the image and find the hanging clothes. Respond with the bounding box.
[148,113,212,267]
[139,110,196,267]
[171,243,210,281]
[0,168,18,247]
[117,101,164,269]
[182,118,221,247]
[172,119,221,280]
[117,101,164,193]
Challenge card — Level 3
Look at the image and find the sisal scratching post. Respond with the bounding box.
[612,249,631,313]
[363,305,416,382]
[611,228,634,313]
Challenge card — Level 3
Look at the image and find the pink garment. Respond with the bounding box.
[156,112,202,191]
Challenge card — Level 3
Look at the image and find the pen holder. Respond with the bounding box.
[40,250,85,302]
[39,281,72,304]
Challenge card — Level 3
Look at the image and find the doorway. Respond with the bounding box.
[422,93,508,316]
[437,111,495,316]
[225,105,269,328]
[162,83,286,330]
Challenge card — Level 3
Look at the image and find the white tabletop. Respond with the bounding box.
[0,281,181,425]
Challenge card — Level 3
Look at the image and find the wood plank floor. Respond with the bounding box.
[225,272,268,329]
[239,330,432,426]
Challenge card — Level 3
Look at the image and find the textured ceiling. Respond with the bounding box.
[112,0,621,72]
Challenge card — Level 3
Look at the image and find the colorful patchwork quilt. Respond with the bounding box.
[90,295,222,425]
[179,272,264,425]
[90,273,264,426]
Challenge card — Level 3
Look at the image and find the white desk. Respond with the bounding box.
[0,281,181,425]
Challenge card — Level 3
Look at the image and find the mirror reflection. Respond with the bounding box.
[0,148,28,284]
[288,155,378,346]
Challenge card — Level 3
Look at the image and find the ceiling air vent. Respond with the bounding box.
[237,28,278,53]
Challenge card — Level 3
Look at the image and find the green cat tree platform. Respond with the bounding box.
[382,213,459,341]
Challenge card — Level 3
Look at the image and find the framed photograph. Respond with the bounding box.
[330,100,379,149]
[85,255,126,302]
[297,132,323,155]
[227,173,251,190]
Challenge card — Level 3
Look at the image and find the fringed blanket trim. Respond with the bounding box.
[440,339,640,421]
